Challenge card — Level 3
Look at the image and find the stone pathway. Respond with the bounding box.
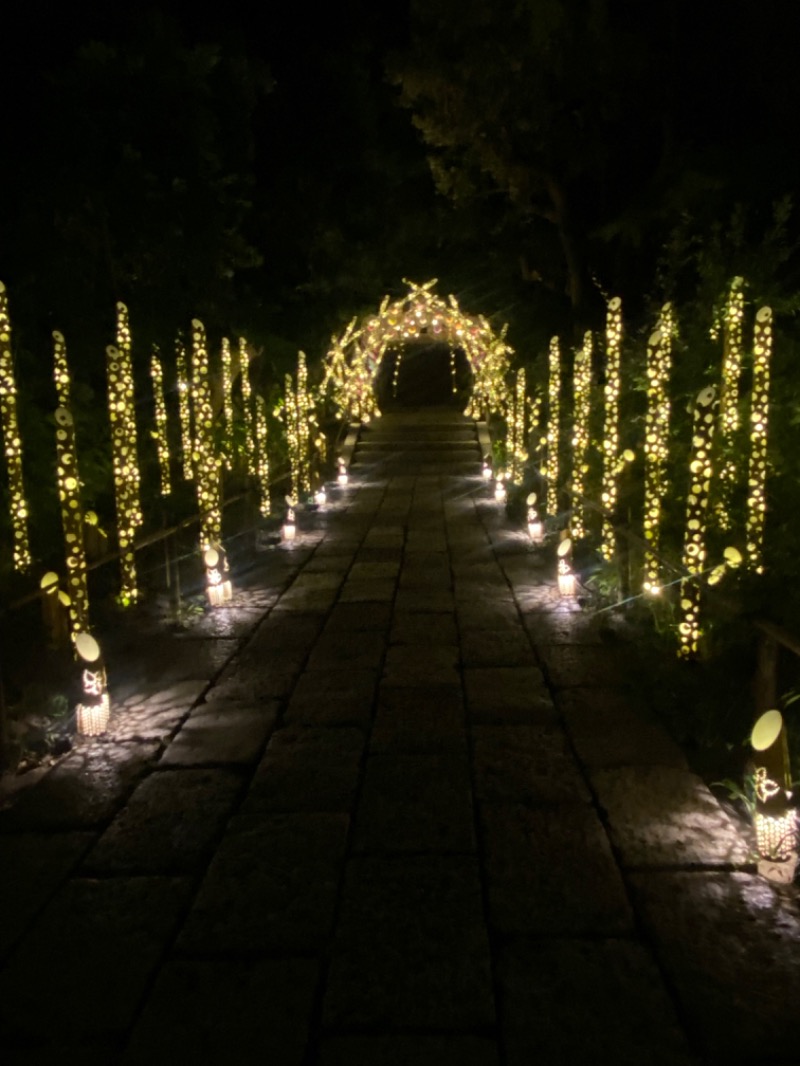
[2,458,800,1064]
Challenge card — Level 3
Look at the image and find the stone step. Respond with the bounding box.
[351,460,481,476]
[356,439,479,453]
[361,428,477,443]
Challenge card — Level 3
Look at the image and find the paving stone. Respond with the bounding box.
[498,937,693,1066]
[383,643,460,686]
[457,602,523,632]
[107,639,238,702]
[107,693,200,743]
[323,856,494,1028]
[591,765,750,867]
[371,686,466,754]
[123,957,319,1065]
[212,657,305,701]
[0,877,191,1042]
[307,630,386,672]
[318,1036,500,1066]
[394,588,455,612]
[628,871,800,1061]
[159,700,278,766]
[464,667,557,725]
[454,580,514,604]
[285,670,377,728]
[274,586,339,612]
[349,560,401,579]
[288,571,345,591]
[472,725,591,805]
[461,628,538,667]
[512,585,560,613]
[354,753,474,853]
[406,532,447,552]
[390,611,458,645]
[0,832,96,957]
[479,803,632,934]
[83,768,244,874]
[178,811,348,953]
[243,726,365,812]
[0,741,161,831]
[521,604,604,643]
[244,613,323,654]
[172,606,265,641]
[558,687,688,770]
[398,566,453,589]
[538,643,628,687]
[339,579,396,602]
[325,602,392,632]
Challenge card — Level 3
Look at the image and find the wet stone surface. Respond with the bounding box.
[629,871,800,1060]
[122,957,319,1065]
[323,855,495,1029]
[0,832,97,957]
[243,726,366,813]
[591,765,750,867]
[464,667,557,725]
[498,937,694,1066]
[158,699,279,766]
[82,767,245,874]
[479,803,632,935]
[177,812,349,953]
[0,741,161,831]
[0,876,192,1042]
[471,725,591,806]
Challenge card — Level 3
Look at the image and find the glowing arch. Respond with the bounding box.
[321,278,513,421]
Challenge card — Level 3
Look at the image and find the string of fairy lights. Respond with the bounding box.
[0,282,31,571]
[716,277,745,530]
[175,334,194,481]
[642,304,674,593]
[544,336,560,517]
[221,336,234,469]
[570,331,593,540]
[600,297,623,561]
[191,318,221,550]
[150,349,172,497]
[746,306,773,573]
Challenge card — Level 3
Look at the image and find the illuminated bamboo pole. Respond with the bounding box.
[545,336,561,516]
[150,349,172,497]
[239,336,258,480]
[176,334,193,480]
[191,319,221,549]
[106,344,139,605]
[716,277,745,530]
[221,336,233,469]
[53,330,71,408]
[570,331,593,539]
[255,394,271,517]
[746,306,773,573]
[678,385,717,659]
[115,303,142,532]
[0,282,31,571]
[297,352,312,495]
[642,303,674,593]
[54,406,90,637]
[507,367,527,484]
[600,296,623,561]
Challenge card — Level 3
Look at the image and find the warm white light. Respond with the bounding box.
[74,631,109,736]
[315,487,327,505]
[482,462,492,480]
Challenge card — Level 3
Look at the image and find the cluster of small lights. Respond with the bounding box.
[570,331,593,539]
[600,297,623,561]
[279,352,317,501]
[239,337,258,480]
[678,386,717,658]
[745,307,773,573]
[392,349,403,397]
[506,367,528,484]
[115,303,142,526]
[52,330,71,408]
[74,632,110,737]
[106,339,141,606]
[220,337,234,469]
[642,303,674,592]
[54,406,90,636]
[191,319,221,549]
[544,336,560,516]
[716,278,745,530]
[754,811,797,861]
[449,346,458,395]
[557,537,576,598]
[150,350,172,497]
[175,334,193,480]
[255,395,271,517]
[0,282,31,570]
[322,280,512,423]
